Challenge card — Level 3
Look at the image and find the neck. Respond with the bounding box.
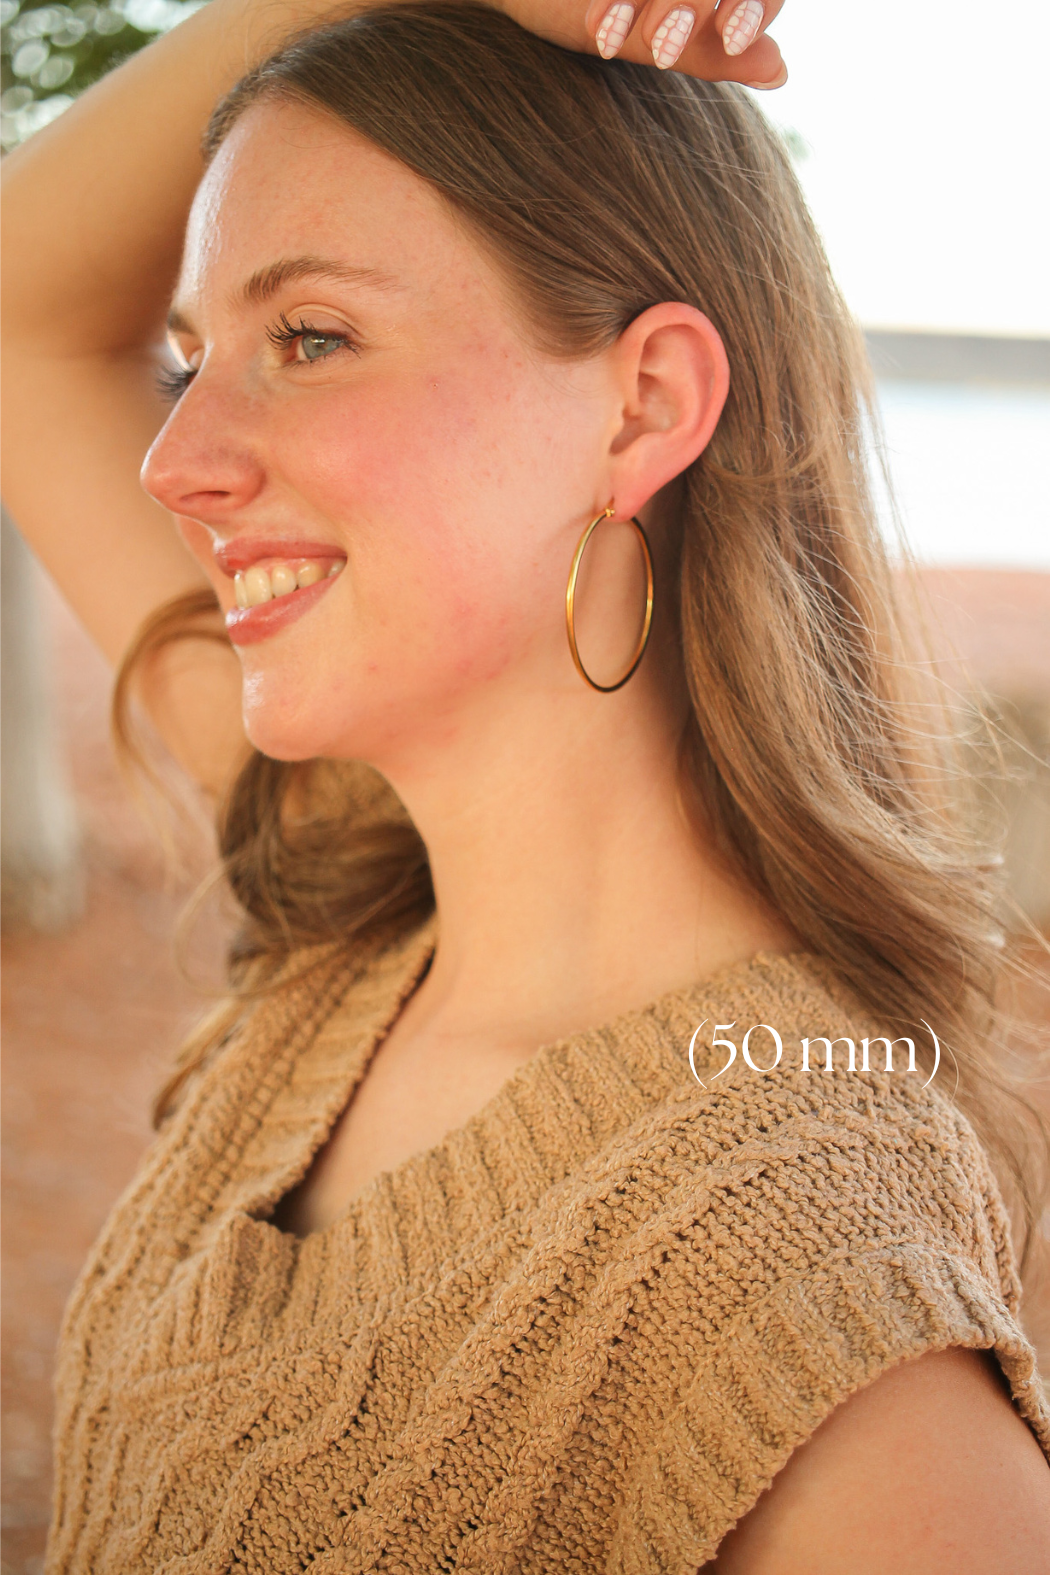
[372,651,796,1054]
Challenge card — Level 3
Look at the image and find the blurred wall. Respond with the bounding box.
[1,510,82,932]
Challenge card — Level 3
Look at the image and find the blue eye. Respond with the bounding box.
[298,331,343,362]
[266,311,358,365]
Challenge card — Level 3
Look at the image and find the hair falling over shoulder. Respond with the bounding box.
[117,2,1049,1268]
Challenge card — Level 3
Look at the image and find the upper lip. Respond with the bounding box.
[212,537,347,577]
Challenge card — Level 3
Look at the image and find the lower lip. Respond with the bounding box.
[225,573,340,647]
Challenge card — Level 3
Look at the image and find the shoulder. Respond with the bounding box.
[643,949,1007,1238]
[569,949,1050,1565]
[612,949,1003,1262]
[605,948,1037,1399]
[706,1345,1050,1574]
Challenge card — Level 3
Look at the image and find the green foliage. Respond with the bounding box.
[0,0,207,148]
[779,125,810,164]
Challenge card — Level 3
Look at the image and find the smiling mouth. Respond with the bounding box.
[223,556,346,647]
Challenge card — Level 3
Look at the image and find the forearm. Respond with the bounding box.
[0,0,373,356]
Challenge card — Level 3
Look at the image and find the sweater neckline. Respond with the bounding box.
[234,918,848,1285]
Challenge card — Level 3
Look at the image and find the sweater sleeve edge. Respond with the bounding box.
[616,1239,1050,1572]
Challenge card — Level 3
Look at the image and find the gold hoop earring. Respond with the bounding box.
[565,503,654,693]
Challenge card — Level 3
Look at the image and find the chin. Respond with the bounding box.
[238,680,408,769]
[241,700,366,765]
[239,679,352,765]
[237,646,473,771]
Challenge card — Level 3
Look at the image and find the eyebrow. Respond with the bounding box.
[166,255,403,334]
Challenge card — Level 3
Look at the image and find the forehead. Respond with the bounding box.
[179,96,487,310]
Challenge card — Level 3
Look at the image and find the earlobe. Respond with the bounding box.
[607,301,729,521]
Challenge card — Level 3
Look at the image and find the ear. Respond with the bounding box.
[603,302,729,521]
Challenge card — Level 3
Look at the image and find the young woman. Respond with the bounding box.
[3,2,1050,1569]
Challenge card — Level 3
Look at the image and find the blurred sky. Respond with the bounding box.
[753,2,1050,569]
[760,0,1050,335]
[871,382,1049,568]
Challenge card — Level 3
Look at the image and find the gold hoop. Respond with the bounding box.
[565,503,654,693]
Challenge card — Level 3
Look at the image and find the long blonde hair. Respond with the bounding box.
[117,2,1047,1263]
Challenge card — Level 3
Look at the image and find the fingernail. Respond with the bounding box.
[745,62,788,89]
[596,2,634,60]
[651,6,695,70]
[722,0,764,57]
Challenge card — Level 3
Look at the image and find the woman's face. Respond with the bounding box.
[143,97,624,769]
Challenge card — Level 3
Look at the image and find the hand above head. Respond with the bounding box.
[497,0,786,85]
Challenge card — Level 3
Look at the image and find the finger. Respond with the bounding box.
[640,2,785,82]
[714,0,787,85]
[592,1,640,61]
[720,0,764,57]
[647,5,700,71]
[715,0,783,57]
[616,1,786,87]
[586,0,718,62]
[721,31,787,87]
[584,0,787,85]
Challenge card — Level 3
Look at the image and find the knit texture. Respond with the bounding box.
[47,916,1050,1573]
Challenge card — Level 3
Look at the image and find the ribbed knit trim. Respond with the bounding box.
[223,922,868,1286]
[617,1239,1050,1572]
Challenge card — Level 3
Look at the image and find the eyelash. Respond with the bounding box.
[155,364,196,402]
[265,310,358,358]
[154,313,359,403]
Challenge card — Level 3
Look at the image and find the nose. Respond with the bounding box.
[141,372,266,528]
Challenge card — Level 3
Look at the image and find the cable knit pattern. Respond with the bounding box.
[46,916,1050,1573]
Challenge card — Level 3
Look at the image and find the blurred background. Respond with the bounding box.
[2,1,1049,1569]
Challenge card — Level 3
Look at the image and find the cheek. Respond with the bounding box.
[274,360,568,673]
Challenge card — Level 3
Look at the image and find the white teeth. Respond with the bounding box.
[243,565,273,607]
[232,557,345,611]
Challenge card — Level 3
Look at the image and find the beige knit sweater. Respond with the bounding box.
[47,915,1050,1573]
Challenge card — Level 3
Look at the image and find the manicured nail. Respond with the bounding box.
[722,0,764,57]
[596,2,634,60]
[744,63,788,89]
[651,6,695,69]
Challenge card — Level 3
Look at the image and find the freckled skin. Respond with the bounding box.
[143,99,614,769]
